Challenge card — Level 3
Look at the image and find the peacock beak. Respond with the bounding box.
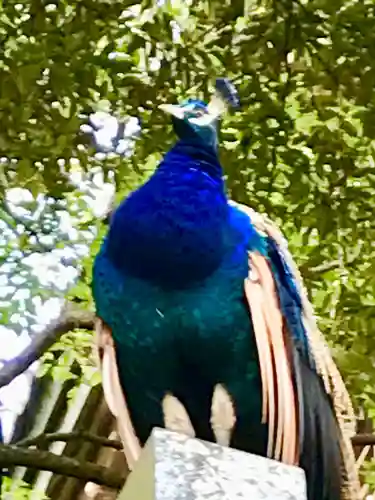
[158,104,185,120]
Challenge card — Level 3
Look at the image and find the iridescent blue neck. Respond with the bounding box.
[165,140,220,175]
[105,140,229,288]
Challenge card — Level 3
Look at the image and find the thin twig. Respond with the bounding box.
[303,254,360,275]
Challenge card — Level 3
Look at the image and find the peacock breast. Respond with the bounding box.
[105,158,229,288]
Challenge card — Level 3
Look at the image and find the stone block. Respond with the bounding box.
[118,428,307,500]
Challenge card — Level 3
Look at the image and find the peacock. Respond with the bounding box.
[90,79,360,500]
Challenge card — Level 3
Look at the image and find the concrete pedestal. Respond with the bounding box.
[118,428,307,500]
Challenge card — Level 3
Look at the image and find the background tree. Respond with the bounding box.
[1,0,375,496]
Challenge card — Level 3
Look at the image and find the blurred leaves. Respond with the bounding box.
[0,0,375,481]
[0,182,99,335]
[2,476,48,499]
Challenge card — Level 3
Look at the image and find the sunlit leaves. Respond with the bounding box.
[2,476,48,500]
[1,0,375,488]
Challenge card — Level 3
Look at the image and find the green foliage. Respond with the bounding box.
[2,477,48,499]
[0,184,97,333]
[2,0,375,491]
[38,327,100,400]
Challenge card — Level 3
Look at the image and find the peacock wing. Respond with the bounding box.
[245,249,298,466]
[230,200,360,500]
[94,317,142,471]
[248,205,360,500]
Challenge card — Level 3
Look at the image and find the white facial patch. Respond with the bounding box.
[158,104,185,120]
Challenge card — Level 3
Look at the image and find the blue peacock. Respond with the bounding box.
[90,79,360,500]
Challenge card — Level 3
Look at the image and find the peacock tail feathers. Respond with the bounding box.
[231,201,360,500]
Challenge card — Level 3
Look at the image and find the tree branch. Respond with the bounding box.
[352,433,375,447]
[16,429,375,450]
[0,430,373,489]
[303,254,360,276]
[0,443,125,489]
[309,260,341,274]
[0,304,95,389]
[17,431,122,451]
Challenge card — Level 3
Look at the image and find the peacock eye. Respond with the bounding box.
[194,109,207,117]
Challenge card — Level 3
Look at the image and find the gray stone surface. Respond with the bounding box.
[119,428,307,500]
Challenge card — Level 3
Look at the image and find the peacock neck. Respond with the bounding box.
[106,139,229,288]
[162,140,222,181]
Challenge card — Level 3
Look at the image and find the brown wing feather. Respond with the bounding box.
[246,252,298,466]
[94,318,142,470]
[244,269,276,456]
[254,253,297,465]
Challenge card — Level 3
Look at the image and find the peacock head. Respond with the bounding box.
[159,78,240,151]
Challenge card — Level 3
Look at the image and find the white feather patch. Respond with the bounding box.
[207,93,228,117]
[162,393,196,438]
[210,384,237,447]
